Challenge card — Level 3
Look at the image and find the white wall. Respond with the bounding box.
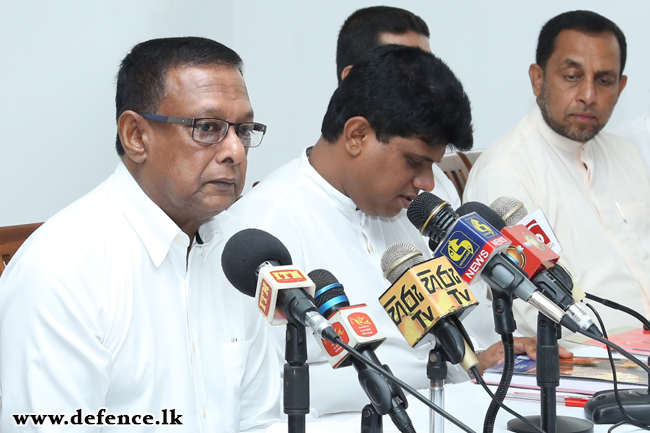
[2,1,649,226]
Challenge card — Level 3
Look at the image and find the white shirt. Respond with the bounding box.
[227,149,495,417]
[0,162,281,432]
[614,112,650,184]
[464,104,650,342]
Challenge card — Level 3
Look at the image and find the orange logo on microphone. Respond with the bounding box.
[258,279,272,316]
[348,313,378,337]
[323,322,348,356]
[269,269,307,283]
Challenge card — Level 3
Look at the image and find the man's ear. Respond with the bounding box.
[618,74,628,96]
[340,65,353,81]
[118,110,148,164]
[342,116,373,157]
[529,63,544,98]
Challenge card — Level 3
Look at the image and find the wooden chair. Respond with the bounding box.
[438,150,483,198]
[0,222,43,276]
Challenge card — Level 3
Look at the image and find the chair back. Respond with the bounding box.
[0,222,43,276]
[438,150,483,197]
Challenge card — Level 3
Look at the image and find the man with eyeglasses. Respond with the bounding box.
[0,37,280,432]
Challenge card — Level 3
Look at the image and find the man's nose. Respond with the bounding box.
[577,78,597,106]
[215,128,247,165]
[413,167,435,192]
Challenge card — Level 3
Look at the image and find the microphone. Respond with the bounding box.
[309,269,415,433]
[379,242,479,371]
[221,228,338,342]
[486,197,597,334]
[407,193,585,335]
[490,196,563,254]
[309,270,386,369]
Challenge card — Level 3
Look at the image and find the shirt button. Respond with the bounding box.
[192,343,197,353]
[199,247,204,255]
[202,408,207,418]
[368,245,374,252]
[174,236,184,244]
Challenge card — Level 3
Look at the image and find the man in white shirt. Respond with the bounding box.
[334,4,536,366]
[228,45,542,417]
[336,6,461,209]
[0,37,280,432]
[464,10,650,341]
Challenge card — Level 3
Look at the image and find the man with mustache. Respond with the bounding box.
[464,10,650,342]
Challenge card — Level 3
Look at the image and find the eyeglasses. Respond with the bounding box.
[139,113,267,148]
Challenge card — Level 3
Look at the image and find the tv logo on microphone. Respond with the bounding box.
[447,234,478,267]
[470,217,495,236]
[269,269,308,283]
[379,257,478,347]
[258,280,272,317]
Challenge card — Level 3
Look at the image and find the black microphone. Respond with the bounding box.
[221,228,338,342]
[310,269,415,433]
[485,197,600,335]
[407,192,587,335]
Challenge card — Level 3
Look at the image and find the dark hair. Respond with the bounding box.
[536,10,627,74]
[336,6,429,83]
[115,37,243,156]
[322,45,473,151]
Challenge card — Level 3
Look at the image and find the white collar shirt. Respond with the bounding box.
[0,162,281,432]
[614,112,650,184]
[464,104,650,343]
[227,149,482,417]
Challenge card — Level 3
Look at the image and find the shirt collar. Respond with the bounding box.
[530,103,592,155]
[298,148,360,217]
[110,161,220,267]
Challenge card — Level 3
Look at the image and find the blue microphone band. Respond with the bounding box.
[317,296,349,316]
[314,283,343,299]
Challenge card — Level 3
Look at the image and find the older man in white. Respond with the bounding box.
[464,10,650,341]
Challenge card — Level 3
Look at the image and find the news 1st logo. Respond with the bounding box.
[269,269,307,283]
[258,279,272,317]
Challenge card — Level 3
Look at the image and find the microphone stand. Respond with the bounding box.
[284,322,309,433]
[361,405,383,433]
[507,312,593,433]
[428,347,447,433]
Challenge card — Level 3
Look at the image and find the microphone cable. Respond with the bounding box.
[471,364,545,433]
[331,336,546,433]
[584,293,650,334]
[482,333,515,433]
[332,335,472,433]
[585,303,650,433]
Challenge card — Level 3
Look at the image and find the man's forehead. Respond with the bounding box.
[549,29,621,71]
[378,31,431,53]
[164,64,248,96]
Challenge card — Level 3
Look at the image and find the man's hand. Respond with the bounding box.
[475,337,573,375]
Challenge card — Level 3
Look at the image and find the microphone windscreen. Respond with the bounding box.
[407,193,445,230]
[381,242,424,284]
[489,196,528,226]
[457,202,506,231]
[221,228,293,297]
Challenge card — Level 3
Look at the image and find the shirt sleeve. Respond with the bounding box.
[0,246,111,432]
